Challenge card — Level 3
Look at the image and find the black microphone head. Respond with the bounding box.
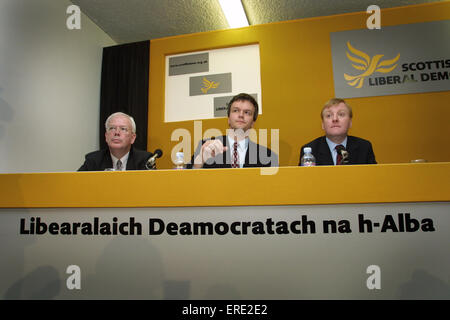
[154,149,163,158]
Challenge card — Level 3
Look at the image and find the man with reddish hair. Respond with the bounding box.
[299,98,376,166]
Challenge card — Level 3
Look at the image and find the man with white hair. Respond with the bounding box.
[78,112,153,171]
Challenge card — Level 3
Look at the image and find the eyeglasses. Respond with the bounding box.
[106,126,130,133]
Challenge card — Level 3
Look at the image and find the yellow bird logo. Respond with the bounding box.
[344,41,400,88]
[201,77,220,93]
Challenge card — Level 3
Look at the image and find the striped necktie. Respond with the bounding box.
[335,145,344,165]
[116,159,123,171]
[231,142,239,168]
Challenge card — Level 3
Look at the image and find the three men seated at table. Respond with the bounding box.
[79,96,376,171]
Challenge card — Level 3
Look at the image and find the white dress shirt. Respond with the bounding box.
[110,152,130,171]
[325,137,348,165]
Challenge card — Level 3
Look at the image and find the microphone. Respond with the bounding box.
[341,150,349,164]
[145,149,163,170]
[336,145,349,165]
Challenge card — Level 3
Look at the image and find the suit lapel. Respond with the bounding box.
[221,135,232,167]
[243,139,253,167]
[101,150,113,171]
[346,136,360,165]
[126,148,134,170]
[317,137,334,165]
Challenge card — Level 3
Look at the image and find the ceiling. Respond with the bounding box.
[70,0,446,44]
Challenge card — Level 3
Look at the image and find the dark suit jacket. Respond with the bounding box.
[78,147,153,171]
[299,136,376,166]
[187,135,278,169]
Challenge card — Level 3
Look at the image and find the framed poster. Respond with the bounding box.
[165,44,262,122]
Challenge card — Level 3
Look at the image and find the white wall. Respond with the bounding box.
[0,0,115,172]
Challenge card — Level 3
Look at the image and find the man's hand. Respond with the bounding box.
[193,139,228,168]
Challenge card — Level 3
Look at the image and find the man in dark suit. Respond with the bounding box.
[187,93,278,169]
[78,112,153,171]
[299,98,376,166]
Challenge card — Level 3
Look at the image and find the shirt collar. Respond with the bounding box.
[227,135,249,151]
[110,152,130,168]
[325,136,348,152]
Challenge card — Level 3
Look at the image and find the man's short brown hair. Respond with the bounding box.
[321,98,353,119]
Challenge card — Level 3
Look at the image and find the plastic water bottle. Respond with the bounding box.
[301,147,316,167]
[174,152,185,169]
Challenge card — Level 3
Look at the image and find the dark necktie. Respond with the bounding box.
[232,142,239,168]
[116,159,123,171]
[335,145,344,165]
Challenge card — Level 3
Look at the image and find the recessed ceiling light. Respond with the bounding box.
[218,0,249,28]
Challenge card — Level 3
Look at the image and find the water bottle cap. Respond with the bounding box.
[303,147,312,153]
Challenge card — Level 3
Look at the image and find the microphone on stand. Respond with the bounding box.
[341,149,349,164]
[145,149,163,170]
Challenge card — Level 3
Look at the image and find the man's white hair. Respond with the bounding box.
[105,112,136,133]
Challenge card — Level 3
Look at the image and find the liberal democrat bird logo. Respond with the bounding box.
[344,41,400,88]
[201,77,220,93]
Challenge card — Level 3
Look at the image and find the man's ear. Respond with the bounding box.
[131,133,137,144]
